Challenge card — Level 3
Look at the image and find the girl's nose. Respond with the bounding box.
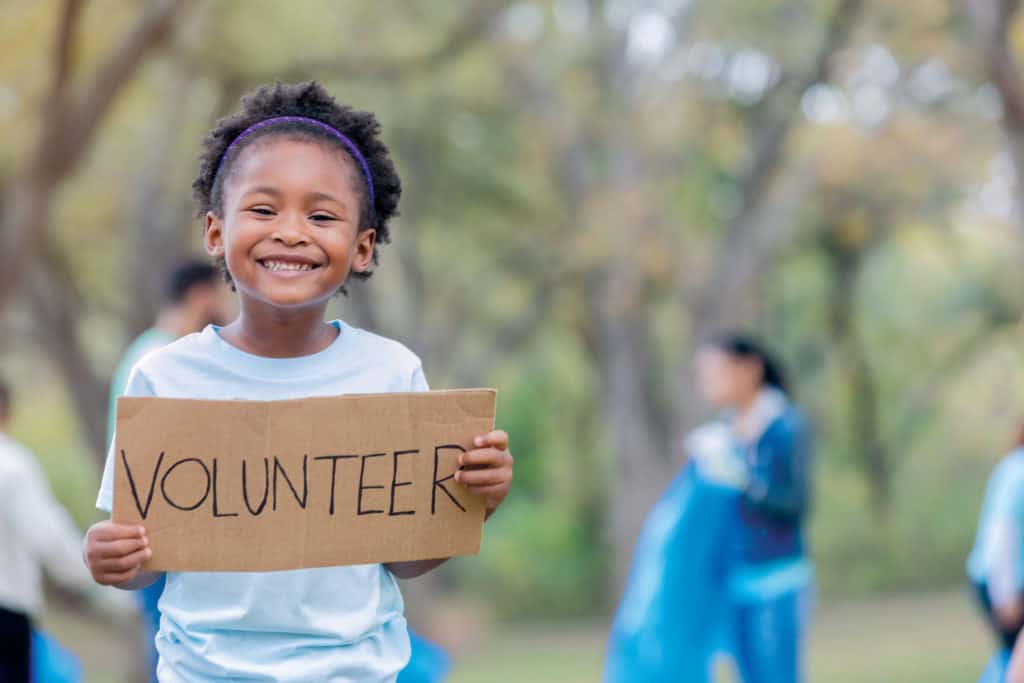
[271,218,310,246]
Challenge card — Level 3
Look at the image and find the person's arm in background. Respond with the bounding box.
[988,517,1024,631]
[1010,632,1024,683]
[743,412,812,520]
[9,453,96,595]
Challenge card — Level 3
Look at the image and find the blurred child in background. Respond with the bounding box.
[969,423,1024,682]
[0,376,93,682]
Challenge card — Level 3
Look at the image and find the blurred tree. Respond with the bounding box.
[469,0,866,587]
[4,0,1024,615]
[968,0,1024,230]
[0,0,188,459]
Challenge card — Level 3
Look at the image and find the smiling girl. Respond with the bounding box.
[84,82,514,683]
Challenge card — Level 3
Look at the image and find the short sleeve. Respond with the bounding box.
[96,367,156,513]
[410,365,430,392]
[987,466,1024,525]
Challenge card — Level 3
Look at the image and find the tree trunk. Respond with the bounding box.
[27,267,109,464]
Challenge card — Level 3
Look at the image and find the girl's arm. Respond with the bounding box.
[744,413,811,519]
[385,559,448,580]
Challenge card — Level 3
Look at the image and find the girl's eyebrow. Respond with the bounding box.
[239,187,347,208]
[240,186,282,199]
[309,191,344,205]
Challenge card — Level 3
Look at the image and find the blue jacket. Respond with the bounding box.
[737,405,812,565]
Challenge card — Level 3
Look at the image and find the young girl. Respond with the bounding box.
[84,81,514,682]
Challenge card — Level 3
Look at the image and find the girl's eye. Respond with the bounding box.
[249,207,275,216]
[311,214,337,222]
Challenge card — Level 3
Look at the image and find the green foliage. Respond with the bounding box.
[4,0,1024,623]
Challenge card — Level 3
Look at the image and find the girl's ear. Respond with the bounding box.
[351,228,377,273]
[204,212,225,258]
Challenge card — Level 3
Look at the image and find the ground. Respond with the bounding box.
[41,589,993,682]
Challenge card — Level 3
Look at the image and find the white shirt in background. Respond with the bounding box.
[0,431,94,616]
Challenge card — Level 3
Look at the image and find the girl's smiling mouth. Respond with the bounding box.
[256,255,323,274]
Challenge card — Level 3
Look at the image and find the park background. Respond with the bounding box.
[2,0,1024,680]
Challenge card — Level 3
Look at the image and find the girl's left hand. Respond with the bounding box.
[455,430,513,518]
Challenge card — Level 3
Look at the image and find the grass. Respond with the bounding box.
[445,590,992,683]
[41,589,994,682]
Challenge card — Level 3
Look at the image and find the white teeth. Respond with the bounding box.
[262,260,313,272]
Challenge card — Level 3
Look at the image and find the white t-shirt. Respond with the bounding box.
[0,433,94,616]
[97,320,427,683]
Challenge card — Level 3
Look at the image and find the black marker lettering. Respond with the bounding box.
[389,449,418,516]
[358,453,386,515]
[314,454,357,515]
[120,450,164,520]
[160,457,211,512]
[242,458,269,516]
[211,458,238,518]
[272,455,308,511]
[433,445,467,514]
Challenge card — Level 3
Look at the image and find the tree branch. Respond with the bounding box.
[693,0,865,333]
[888,302,1019,448]
[220,0,508,85]
[26,249,109,465]
[0,0,188,318]
[43,0,188,180]
[968,0,1024,236]
[51,0,85,104]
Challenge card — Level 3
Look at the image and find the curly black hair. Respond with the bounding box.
[192,81,401,287]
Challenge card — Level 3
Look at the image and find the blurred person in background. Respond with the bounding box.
[107,258,231,682]
[968,423,1024,682]
[0,375,93,682]
[107,259,231,443]
[605,334,813,683]
[695,336,815,683]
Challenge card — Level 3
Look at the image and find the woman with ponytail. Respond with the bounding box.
[693,335,814,683]
[605,334,813,682]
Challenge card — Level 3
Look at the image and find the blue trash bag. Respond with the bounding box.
[31,631,81,683]
[604,461,742,682]
[979,648,1010,683]
[398,628,451,683]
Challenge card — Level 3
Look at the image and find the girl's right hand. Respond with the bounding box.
[84,521,152,587]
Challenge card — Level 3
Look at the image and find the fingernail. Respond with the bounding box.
[475,437,483,446]
[146,548,152,559]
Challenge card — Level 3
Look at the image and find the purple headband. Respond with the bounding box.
[215,115,375,205]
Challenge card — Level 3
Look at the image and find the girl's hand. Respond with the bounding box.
[455,430,513,519]
[84,521,152,587]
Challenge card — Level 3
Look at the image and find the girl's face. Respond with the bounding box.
[694,347,763,410]
[203,137,375,312]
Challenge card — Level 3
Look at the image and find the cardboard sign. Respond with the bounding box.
[112,390,496,572]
